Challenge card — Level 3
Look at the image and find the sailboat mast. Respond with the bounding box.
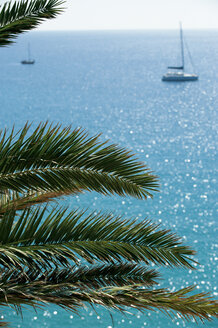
[179,22,184,71]
[28,43,31,61]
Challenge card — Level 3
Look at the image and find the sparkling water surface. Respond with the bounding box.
[0,30,217,327]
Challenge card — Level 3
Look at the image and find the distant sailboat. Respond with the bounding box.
[21,43,35,65]
[162,23,198,82]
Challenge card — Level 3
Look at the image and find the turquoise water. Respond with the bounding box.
[0,30,217,327]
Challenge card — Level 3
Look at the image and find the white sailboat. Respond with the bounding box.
[162,23,198,82]
[21,43,35,65]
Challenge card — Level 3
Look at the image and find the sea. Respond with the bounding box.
[0,30,217,328]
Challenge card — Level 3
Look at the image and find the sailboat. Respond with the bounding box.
[162,23,198,82]
[21,43,35,65]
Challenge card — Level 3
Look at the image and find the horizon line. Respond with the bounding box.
[37,27,218,32]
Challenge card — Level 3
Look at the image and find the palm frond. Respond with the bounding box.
[0,208,195,270]
[0,281,217,322]
[0,189,80,215]
[0,0,65,46]
[0,123,159,200]
[0,264,159,289]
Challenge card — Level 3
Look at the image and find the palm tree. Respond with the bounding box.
[0,1,217,327]
[0,123,217,327]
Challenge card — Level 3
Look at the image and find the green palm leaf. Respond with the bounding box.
[0,189,79,215]
[0,280,217,322]
[0,0,64,46]
[0,208,195,270]
[0,123,159,201]
[0,264,159,289]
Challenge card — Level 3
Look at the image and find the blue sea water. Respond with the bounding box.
[0,30,217,328]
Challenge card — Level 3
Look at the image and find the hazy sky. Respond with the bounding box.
[39,0,218,30]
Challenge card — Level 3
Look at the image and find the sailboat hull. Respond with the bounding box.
[21,60,35,65]
[162,73,198,82]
